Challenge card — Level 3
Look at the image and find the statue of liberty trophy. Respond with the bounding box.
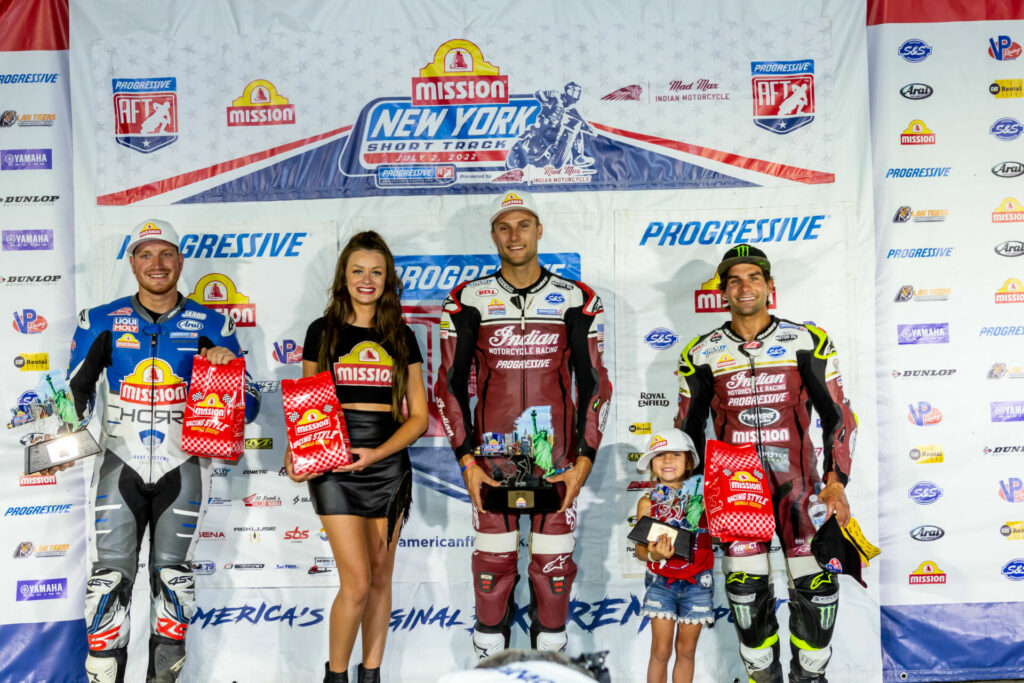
[480,406,565,513]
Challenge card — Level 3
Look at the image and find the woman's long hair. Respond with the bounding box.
[317,231,409,420]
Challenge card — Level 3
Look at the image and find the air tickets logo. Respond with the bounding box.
[112,77,177,153]
[694,271,777,313]
[900,120,935,145]
[333,342,393,387]
[750,60,814,134]
[993,198,1024,223]
[989,35,1022,61]
[995,278,1024,304]
[227,80,295,127]
[120,359,187,405]
[187,274,255,327]
[908,560,946,585]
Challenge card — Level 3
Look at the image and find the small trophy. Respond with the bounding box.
[479,406,566,513]
[9,371,101,475]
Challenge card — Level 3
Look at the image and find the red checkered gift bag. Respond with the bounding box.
[181,355,246,459]
[281,371,352,476]
[704,439,776,542]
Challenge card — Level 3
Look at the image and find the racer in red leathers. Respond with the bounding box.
[675,245,856,683]
[434,190,612,658]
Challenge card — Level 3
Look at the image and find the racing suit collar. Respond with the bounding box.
[495,267,551,295]
[131,293,185,324]
[721,315,778,343]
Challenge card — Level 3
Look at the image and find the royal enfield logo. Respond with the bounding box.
[227,80,295,126]
[637,392,670,408]
[750,60,814,134]
[112,77,177,153]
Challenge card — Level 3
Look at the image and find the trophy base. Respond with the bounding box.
[24,429,102,475]
[481,482,565,514]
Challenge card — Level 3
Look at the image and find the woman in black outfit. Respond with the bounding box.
[285,231,428,683]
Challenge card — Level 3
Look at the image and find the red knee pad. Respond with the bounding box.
[472,550,518,627]
[528,552,577,629]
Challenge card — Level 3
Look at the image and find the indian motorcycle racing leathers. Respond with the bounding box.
[435,269,612,657]
[676,317,856,683]
[68,295,260,683]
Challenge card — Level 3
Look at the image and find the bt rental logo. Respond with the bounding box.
[644,327,678,350]
[988,35,1022,61]
[227,80,295,126]
[998,477,1024,502]
[989,362,1024,379]
[900,120,935,145]
[898,39,932,63]
[272,340,303,364]
[893,285,951,302]
[991,117,1023,141]
[909,445,944,464]
[1,228,55,251]
[992,161,1024,178]
[898,323,949,345]
[640,214,825,247]
[992,401,1024,423]
[884,167,951,179]
[1,149,52,171]
[899,83,933,100]
[119,359,187,405]
[694,271,777,314]
[187,274,255,326]
[750,60,815,134]
[12,309,46,334]
[993,198,1024,223]
[112,77,178,153]
[907,401,942,426]
[991,79,1024,98]
[16,578,67,601]
[908,561,946,585]
[116,230,307,260]
[1000,522,1024,540]
[908,481,943,505]
[629,422,652,435]
[333,342,394,387]
[995,278,1024,304]
[892,206,948,223]
[1002,558,1024,581]
[910,525,945,541]
[13,353,49,371]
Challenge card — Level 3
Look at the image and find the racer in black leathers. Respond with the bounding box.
[435,191,612,657]
[675,245,855,683]
[67,220,259,683]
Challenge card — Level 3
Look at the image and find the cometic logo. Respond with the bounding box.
[899,83,933,100]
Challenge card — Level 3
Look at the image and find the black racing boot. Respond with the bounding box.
[323,661,349,683]
[357,663,381,683]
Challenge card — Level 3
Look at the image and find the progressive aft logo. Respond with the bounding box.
[988,35,1022,61]
[187,274,254,327]
[750,60,814,134]
[227,80,295,127]
[112,78,178,153]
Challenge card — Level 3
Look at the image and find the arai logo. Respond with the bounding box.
[177,319,203,331]
[909,525,944,541]
[644,327,679,350]
[992,161,1024,178]
[899,83,933,100]
[995,240,1024,257]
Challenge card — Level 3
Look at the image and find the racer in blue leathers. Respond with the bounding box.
[66,220,259,683]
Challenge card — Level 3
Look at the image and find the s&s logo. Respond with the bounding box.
[898,39,932,63]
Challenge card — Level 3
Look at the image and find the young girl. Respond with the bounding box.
[634,428,715,683]
[285,231,429,683]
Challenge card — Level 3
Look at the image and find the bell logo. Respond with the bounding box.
[187,273,255,326]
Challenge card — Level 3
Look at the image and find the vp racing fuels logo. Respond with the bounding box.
[187,274,255,327]
[120,359,187,405]
[750,60,814,134]
[112,77,177,153]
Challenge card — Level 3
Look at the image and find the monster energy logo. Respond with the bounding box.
[737,245,750,257]
[732,603,753,629]
[818,603,837,630]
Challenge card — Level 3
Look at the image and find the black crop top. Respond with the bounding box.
[302,318,423,406]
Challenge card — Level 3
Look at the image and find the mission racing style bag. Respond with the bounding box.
[281,371,352,475]
[181,355,246,459]
[703,439,776,542]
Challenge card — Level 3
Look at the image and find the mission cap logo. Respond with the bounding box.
[227,79,295,127]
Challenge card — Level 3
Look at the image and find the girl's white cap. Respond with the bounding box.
[636,428,699,473]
